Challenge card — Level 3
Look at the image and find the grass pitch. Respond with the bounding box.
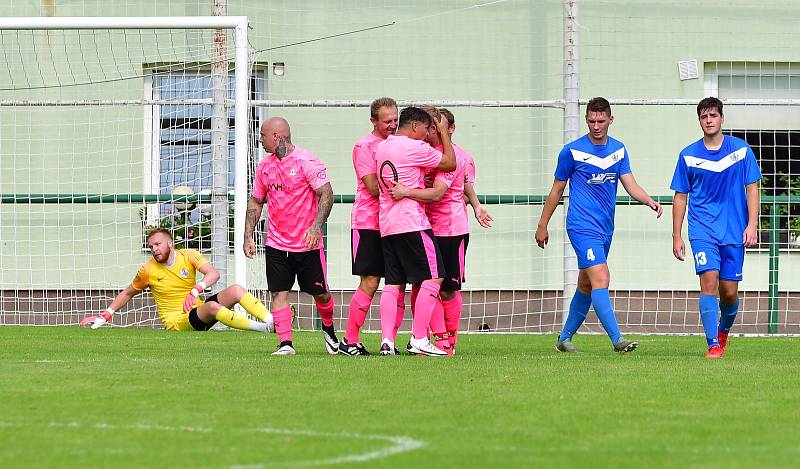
[1,327,798,468]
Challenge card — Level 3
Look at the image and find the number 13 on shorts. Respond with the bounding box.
[694,251,707,266]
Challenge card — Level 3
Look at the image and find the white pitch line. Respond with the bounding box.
[0,421,425,467]
[238,427,426,468]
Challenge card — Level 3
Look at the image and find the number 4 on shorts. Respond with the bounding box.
[586,248,595,261]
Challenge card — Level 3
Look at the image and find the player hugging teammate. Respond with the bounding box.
[340,100,492,357]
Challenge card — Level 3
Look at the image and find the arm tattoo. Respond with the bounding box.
[312,183,333,228]
[245,197,264,236]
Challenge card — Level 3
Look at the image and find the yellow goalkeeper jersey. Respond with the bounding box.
[131,249,209,328]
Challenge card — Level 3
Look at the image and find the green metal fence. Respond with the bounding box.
[2,192,793,333]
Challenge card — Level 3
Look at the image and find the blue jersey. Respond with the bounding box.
[670,135,762,245]
[555,134,632,236]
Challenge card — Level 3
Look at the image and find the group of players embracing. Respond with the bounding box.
[341,99,493,357]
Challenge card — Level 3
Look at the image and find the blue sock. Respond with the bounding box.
[699,294,720,348]
[591,288,621,345]
[558,290,592,342]
[719,299,739,333]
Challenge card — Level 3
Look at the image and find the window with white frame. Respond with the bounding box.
[143,66,266,247]
[707,62,800,247]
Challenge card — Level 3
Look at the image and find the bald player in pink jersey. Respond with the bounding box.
[375,106,455,357]
[244,117,336,356]
[339,97,406,357]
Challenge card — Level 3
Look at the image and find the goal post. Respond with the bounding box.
[0,16,250,325]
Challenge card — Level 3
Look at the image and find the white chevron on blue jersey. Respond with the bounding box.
[570,148,626,170]
[682,147,747,173]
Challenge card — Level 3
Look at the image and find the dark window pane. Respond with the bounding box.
[155,72,264,199]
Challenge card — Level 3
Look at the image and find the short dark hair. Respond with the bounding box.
[146,227,173,242]
[697,97,723,117]
[398,106,433,128]
[586,97,612,116]
[439,108,455,126]
[370,97,397,119]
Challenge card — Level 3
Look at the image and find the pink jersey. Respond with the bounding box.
[426,145,471,236]
[375,135,442,237]
[251,146,330,252]
[461,143,476,184]
[351,132,384,230]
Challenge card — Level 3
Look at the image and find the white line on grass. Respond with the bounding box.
[240,427,425,467]
[0,421,425,467]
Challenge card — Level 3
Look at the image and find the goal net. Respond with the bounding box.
[0,17,251,327]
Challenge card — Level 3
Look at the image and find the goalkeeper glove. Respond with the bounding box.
[182,281,207,312]
[80,308,113,329]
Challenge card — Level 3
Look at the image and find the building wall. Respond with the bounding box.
[0,1,798,294]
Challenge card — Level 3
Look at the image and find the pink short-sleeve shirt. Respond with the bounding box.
[351,132,383,230]
[251,146,330,252]
[426,146,471,236]
[375,135,442,237]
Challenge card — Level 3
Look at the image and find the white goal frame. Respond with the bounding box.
[0,16,251,291]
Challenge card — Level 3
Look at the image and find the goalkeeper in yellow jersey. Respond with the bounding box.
[81,228,274,333]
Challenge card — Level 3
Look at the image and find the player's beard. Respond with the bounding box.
[153,247,170,264]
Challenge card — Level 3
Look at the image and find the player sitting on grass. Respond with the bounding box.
[81,228,274,334]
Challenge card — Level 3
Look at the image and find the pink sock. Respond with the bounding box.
[430,297,445,333]
[443,293,463,347]
[272,305,293,343]
[412,280,441,340]
[430,298,449,350]
[345,289,372,344]
[379,285,401,342]
[316,296,335,328]
[410,283,420,318]
[393,294,405,340]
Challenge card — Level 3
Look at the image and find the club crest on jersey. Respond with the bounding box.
[588,173,616,184]
[289,168,297,176]
[180,268,189,278]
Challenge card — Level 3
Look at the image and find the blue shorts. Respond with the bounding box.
[689,240,744,281]
[567,230,612,269]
